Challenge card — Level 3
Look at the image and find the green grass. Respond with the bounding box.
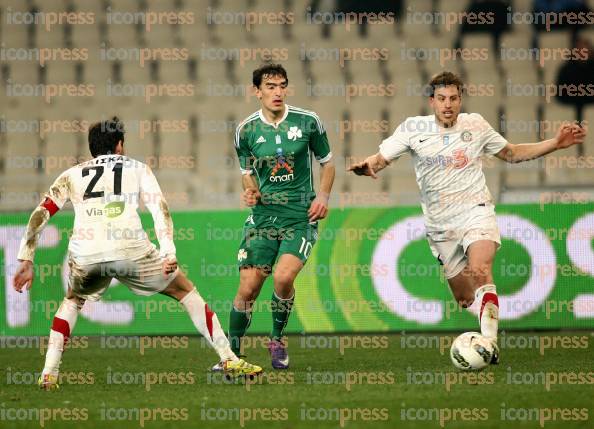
[0,332,593,428]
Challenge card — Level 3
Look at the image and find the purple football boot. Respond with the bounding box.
[268,339,289,369]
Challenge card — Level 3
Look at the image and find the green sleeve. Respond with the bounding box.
[234,125,253,175]
[309,115,332,163]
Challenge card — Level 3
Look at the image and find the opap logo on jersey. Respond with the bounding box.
[269,148,295,183]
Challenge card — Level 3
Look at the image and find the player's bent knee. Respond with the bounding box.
[65,289,86,308]
[239,268,266,290]
[236,289,259,306]
[468,263,491,282]
[273,271,295,289]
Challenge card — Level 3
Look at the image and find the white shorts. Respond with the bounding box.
[67,248,178,301]
[426,204,501,279]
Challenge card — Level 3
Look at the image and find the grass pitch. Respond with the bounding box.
[0,332,592,428]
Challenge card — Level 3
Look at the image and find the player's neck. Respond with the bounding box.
[261,104,286,126]
[435,117,457,129]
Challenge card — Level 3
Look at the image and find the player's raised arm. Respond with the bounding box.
[13,172,71,292]
[495,122,587,163]
[139,165,176,271]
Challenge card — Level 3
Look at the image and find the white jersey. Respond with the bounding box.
[379,113,507,231]
[18,155,176,265]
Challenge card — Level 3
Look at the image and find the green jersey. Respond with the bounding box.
[235,104,332,219]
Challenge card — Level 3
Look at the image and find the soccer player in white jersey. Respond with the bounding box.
[12,117,262,390]
[349,72,587,362]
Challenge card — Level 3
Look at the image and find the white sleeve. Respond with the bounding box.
[17,171,71,261]
[139,166,176,259]
[17,207,50,262]
[42,170,71,208]
[477,114,508,156]
[379,121,411,161]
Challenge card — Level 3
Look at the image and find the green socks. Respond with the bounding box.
[271,292,294,341]
[228,306,251,356]
[229,292,294,355]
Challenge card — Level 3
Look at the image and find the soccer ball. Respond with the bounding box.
[450,332,494,371]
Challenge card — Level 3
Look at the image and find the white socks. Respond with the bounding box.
[474,284,499,340]
[43,289,238,376]
[42,298,81,376]
[180,288,237,362]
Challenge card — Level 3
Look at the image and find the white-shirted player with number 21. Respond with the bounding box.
[13,117,263,390]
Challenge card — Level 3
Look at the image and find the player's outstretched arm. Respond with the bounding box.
[347,152,391,179]
[13,203,55,292]
[308,160,335,222]
[241,173,261,207]
[495,122,587,163]
[14,173,69,292]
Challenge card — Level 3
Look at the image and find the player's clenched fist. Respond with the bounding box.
[242,188,261,207]
[555,122,588,149]
[162,257,178,276]
[13,260,34,293]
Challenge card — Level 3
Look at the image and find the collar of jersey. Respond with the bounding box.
[432,114,462,132]
[258,105,288,129]
[95,154,125,159]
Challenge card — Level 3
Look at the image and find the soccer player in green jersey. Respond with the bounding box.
[214,63,335,370]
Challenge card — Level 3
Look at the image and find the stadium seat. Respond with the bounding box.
[1,0,591,212]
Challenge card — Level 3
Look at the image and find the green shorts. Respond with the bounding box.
[237,214,318,272]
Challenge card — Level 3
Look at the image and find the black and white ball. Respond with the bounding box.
[450,332,494,371]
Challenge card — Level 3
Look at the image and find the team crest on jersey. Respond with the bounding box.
[461,130,473,142]
[287,126,302,141]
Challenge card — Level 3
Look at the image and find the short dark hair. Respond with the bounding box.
[88,117,125,157]
[252,63,288,88]
[427,71,464,97]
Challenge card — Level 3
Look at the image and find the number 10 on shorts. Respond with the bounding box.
[299,238,313,259]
